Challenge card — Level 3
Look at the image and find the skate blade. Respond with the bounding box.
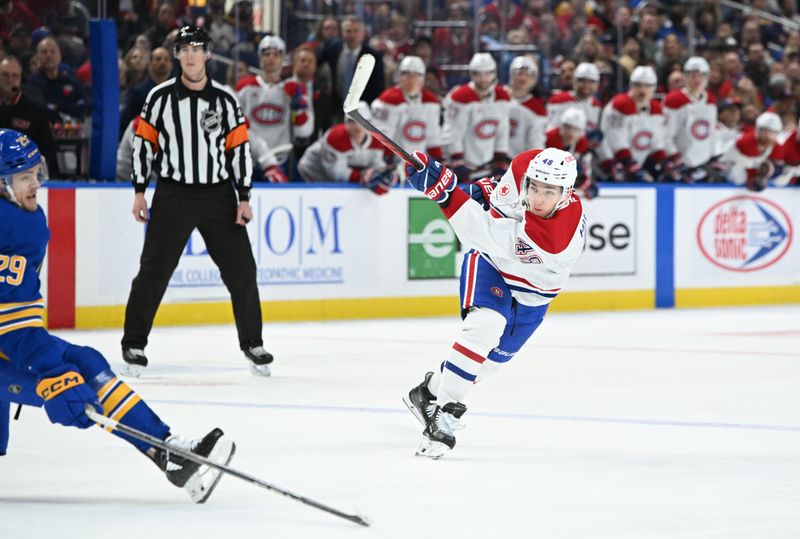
[120,363,143,378]
[415,438,450,460]
[185,439,236,504]
[249,363,271,377]
[402,395,428,428]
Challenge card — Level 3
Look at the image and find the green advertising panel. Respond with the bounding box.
[408,198,458,279]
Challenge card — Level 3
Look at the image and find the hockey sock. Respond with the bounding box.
[436,307,506,405]
[475,358,503,383]
[89,370,170,453]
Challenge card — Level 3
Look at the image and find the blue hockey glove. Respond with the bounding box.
[35,364,102,429]
[462,176,498,209]
[406,151,457,203]
[361,167,398,195]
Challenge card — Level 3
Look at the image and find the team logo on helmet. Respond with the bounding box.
[474,119,499,139]
[200,109,221,133]
[253,104,284,125]
[697,195,792,272]
[690,119,711,140]
[402,121,426,142]
[631,130,653,151]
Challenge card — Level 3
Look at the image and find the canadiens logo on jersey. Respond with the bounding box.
[632,130,653,151]
[697,195,792,272]
[474,119,499,139]
[691,120,711,140]
[200,109,221,133]
[402,121,426,142]
[253,103,284,125]
[490,286,504,297]
[515,238,543,264]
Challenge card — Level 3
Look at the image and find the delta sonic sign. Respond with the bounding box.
[695,195,793,273]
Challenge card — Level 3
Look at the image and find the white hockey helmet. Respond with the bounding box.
[509,55,538,77]
[560,107,587,131]
[574,62,600,82]
[398,55,426,75]
[521,147,578,215]
[683,56,710,74]
[630,65,657,86]
[468,52,497,73]
[755,111,782,133]
[258,35,286,55]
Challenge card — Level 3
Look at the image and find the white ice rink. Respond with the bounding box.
[1,306,799,538]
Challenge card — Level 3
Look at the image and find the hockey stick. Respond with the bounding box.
[84,406,371,527]
[343,54,425,172]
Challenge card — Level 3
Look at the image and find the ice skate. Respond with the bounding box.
[243,345,273,376]
[415,402,467,459]
[121,348,148,378]
[403,371,436,428]
[156,428,236,503]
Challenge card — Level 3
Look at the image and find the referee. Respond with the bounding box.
[121,26,273,377]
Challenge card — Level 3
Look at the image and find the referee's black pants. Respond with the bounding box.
[122,180,263,351]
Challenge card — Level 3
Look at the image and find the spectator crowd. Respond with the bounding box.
[2,0,800,192]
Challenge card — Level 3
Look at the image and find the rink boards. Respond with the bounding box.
[39,183,800,329]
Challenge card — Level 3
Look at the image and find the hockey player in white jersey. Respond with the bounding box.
[403,147,586,458]
[598,65,666,182]
[297,101,395,193]
[442,53,512,182]
[546,61,601,131]
[370,56,443,170]
[663,57,719,182]
[505,55,546,156]
[236,35,314,182]
[720,111,783,191]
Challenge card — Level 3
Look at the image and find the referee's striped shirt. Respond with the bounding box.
[132,76,253,200]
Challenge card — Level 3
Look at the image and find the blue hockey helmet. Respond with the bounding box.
[0,129,47,203]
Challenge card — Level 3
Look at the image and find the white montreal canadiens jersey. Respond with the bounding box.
[442,83,511,168]
[370,87,442,157]
[508,92,546,156]
[664,88,717,167]
[236,75,314,167]
[597,93,665,165]
[546,91,601,130]
[719,131,781,185]
[443,148,587,307]
[297,124,385,182]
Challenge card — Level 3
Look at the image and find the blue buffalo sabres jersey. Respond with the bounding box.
[0,198,49,335]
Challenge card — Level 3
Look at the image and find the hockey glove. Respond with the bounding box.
[462,176,498,209]
[406,151,457,203]
[264,164,288,183]
[36,364,102,429]
[361,167,398,195]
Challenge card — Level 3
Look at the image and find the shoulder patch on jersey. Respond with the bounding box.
[421,89,441,104]
[494,85,511,101]
[664,89,691,109]
[450,84,480,104]
[735,132,759,157]
[523,194,583,254]
[510,148,542,191]
[611,93,636,115]
[234,75,259,92]
[326,125,354,152]
[547,91,575,105]
[379,86,406,105]
[650,99,663,114]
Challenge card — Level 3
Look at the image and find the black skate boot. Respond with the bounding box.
[154,428,236,503]
[242,345,273,376]
[416,402,467,459]
[403,371,436,428]
[121,348,148,378]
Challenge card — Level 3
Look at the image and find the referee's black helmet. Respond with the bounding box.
[174,25,212,54]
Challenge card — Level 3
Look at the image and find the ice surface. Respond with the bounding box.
[2,306,799,538]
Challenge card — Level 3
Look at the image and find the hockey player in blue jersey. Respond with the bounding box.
[0,129,235,502]
[403,148,587,458]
